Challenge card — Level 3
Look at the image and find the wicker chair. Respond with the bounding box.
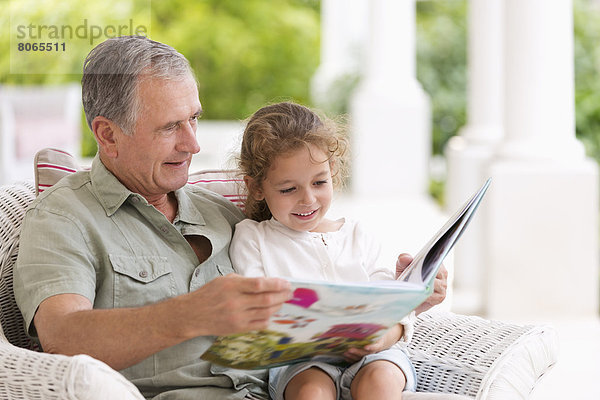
[0,181,558,399]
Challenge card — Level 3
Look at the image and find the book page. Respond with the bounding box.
[201,279,426,369]
[397,178,491,287]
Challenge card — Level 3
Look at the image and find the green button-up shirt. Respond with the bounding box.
[14,156,267,399]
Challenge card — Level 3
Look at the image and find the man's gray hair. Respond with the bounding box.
[82,35,195,135]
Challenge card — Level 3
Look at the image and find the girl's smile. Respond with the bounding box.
[255,144,334,233]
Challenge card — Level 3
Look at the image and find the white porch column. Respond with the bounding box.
[310,0,368,109]
[486,0,599,319]
[445,0,503,313]
[349,0,431,197]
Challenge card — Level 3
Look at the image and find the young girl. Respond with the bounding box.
[230,101,416,400]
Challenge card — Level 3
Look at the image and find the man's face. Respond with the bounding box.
[111,74,202,198]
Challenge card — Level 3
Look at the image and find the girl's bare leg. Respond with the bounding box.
[284,367,337,400]
[350,360,406,400]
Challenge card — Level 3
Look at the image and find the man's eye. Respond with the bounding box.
[158,124,177,136]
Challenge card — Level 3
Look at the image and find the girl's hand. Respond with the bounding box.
[342,323,404,362]
[396,253,448,314]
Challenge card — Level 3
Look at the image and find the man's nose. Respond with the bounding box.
[178,121,201,154]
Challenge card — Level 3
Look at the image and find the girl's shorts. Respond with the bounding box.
[268,347,416,400]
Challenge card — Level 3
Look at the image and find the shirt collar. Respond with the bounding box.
[267,218,316,239]
[267,217,346,238]
[173,187,205,225]
[90,155,133,217]
[90,155,206,226]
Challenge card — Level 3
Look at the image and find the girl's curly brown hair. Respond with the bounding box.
[238,102,349,222]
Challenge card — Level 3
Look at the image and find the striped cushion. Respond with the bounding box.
[188,170,246,210]
[34,148,246,210]
[34,148,82,195]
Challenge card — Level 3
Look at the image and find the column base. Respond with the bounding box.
[485,157,599,319]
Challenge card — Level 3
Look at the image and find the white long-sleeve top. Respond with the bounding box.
[229,217,414,342]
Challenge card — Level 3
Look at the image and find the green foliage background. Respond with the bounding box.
[2,0,600,167]
[416,0,467,157]
[150,0,320,120]
[0,0,320,156]
[574,0,600,161]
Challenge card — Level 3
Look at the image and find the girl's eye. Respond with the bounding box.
[314,180,328,186]
[280,187,295,194]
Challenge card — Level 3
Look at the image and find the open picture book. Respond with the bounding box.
[201,178,492,370]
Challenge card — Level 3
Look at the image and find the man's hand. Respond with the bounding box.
[396,253,448,314]
[180,274,292,337]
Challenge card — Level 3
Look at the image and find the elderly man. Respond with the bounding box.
[14,36,446,399]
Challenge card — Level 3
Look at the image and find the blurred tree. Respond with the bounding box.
[416,0,467,157]
[150,0,320,121]
[574,0,600,161]
[1,0,320,156]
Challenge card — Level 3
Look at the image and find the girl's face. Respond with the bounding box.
[256,144,333,232]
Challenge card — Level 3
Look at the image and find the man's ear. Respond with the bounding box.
[92,116,121,158]
[244,176,265,201]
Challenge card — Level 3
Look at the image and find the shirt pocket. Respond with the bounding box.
[109,254,175,308]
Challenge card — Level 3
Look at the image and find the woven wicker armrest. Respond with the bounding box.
[407,311,558,399]
[0,326,144,400]
[0,181,144,399]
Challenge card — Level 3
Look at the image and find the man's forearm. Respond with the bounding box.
[34,275,292,371]
[35,294,190,370]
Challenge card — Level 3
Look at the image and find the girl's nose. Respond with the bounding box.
[300,189,316,205]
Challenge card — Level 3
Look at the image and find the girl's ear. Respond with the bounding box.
[329,158,336,173]
[244,176,265,201]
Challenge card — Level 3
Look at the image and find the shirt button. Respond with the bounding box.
[131,197,140,203]
[194,269,200,277]
[139,271,148,278]
[160,226,169,234]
